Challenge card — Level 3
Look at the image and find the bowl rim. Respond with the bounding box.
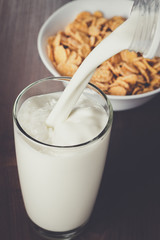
[106,87,160,99]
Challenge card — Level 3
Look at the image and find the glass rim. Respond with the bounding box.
[13,76,113,149]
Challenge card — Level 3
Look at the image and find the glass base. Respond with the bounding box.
[29,218,87,240]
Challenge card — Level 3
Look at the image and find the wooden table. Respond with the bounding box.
[0,0,160,239]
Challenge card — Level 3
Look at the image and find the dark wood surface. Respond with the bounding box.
[0,0,160,239]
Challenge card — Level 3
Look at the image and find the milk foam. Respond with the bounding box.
[18,92,108,146]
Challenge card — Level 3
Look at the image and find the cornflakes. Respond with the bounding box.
[47,11,160,96]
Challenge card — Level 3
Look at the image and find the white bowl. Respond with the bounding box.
[37,0,160,111]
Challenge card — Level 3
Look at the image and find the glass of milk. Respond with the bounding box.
[13,77,113,239]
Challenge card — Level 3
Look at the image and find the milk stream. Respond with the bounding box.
[46,11,139,128]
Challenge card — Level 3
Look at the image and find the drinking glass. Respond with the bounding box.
[13,76,113,239]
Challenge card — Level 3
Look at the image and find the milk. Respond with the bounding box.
[13,80,112,232]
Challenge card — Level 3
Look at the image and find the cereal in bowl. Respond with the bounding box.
[47,11,160,96]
